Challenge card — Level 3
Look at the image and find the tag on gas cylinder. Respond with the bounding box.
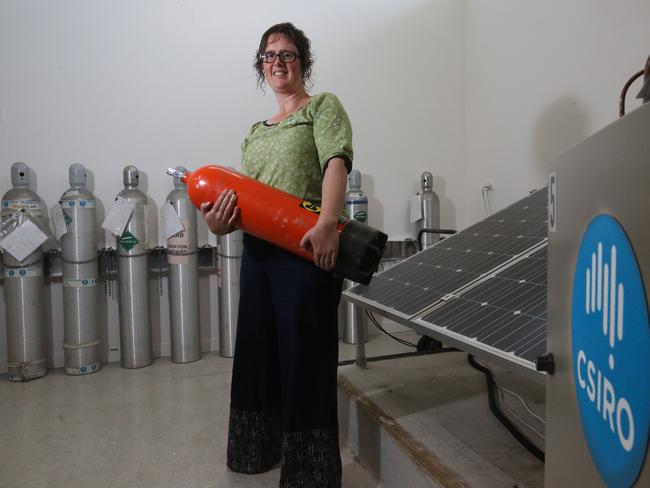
[0,218,48,262]
[50,203,69,240]
[102,196,135,236]
[409,194,422,223]
[160,202,184,240]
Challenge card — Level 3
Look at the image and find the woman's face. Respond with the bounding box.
[262,34,303,95]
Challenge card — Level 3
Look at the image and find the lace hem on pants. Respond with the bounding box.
[280,428,342,488]
[227,408,281,474]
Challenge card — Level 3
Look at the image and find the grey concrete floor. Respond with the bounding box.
[0,352,375,488]
[1,329,546,488]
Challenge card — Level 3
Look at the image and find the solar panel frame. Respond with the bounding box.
[342,286,546,383]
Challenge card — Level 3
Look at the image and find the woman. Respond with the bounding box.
[201,22,353,488]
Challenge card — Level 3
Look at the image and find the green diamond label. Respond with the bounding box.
[64,213,73,225]
[120,230,139,251]
[353,210,368,223]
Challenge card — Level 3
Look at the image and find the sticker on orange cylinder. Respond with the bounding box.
[300,201,321,214]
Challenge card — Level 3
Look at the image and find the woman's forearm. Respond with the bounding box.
[318,157,348,227]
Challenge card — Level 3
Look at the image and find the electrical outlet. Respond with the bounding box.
[483,179,494,191]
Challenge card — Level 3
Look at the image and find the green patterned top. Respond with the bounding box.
[241,92,353,201]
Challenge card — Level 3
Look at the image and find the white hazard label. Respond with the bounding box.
[0,219,48,262]
[50,203,69,240]
[161,202,184,239]
[409,194,422,223]
[102,197,135,237]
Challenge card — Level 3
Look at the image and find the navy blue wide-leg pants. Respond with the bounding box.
[226,234,343,488]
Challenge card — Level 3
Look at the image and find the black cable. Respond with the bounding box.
[366,310,417,348]
[416,228,457,252]
[467,355,545,462]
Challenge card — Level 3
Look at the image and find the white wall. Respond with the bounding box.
[0,0,465,368]
[0,0,465,242]
[464,0,650,224]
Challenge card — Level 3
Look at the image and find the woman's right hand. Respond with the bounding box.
[200,189,240,236]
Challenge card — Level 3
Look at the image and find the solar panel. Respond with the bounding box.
[349,189,548,319]
[417,245,547,362]
[344,188,549,378]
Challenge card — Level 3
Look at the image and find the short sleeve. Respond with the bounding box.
[312,93,353,173]
[241,122,260,158]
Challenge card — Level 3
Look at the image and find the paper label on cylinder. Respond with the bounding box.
[63,199,96,209]
[161,202,184,239]
[168,219,189,264]
[0,219,48,261]
[2,199,42,214]
[409,194,422,223]
[63,278,98,287]
[50,203,69,240]
[102,197,134,236]
[4,267,43,278]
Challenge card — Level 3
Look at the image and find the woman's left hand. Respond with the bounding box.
[300,219,339,271]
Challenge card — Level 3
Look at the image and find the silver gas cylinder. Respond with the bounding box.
[60,163,101,375]
[416,171,440,249]
[116,165,152,368]
[218,230,243,358]
[166,166,201,363]
[340,169,369,345]
[345,170,368,225]
[1,162,48,381]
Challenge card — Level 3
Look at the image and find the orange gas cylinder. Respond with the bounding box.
[167,165,387,285]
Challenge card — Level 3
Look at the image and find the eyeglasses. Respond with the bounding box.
[259,51,300,63]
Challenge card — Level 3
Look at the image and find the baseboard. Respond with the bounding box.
[49,350,65,369]
[201,337,220,353]
[142,337,220,361]
[1,338,221,372]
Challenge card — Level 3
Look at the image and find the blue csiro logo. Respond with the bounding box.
[572,215,650,487]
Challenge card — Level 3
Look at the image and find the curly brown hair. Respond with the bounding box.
[255,22,313,89]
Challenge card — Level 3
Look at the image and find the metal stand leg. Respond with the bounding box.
[355,306,368,368]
